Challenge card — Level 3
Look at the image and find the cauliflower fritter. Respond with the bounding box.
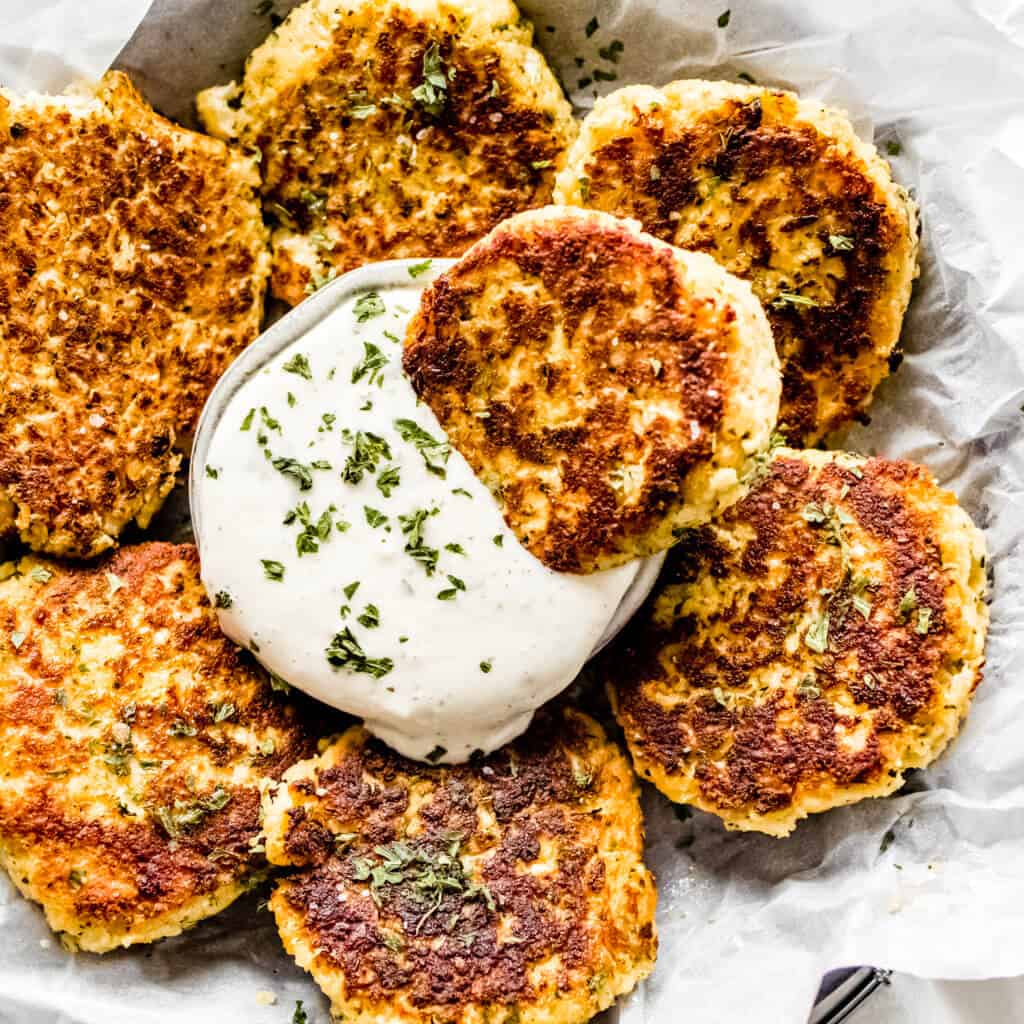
[403,205,780,573]
[554,80,919,444]
[0,543,318,951]
[262,706,657,1024]
[0,72,270,558]
[197,0,576,305]
[604,449,988,836]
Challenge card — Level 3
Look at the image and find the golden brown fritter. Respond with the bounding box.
[0,542,318,951]
[603,449,988,837]
[403,205,780,574]
[197,0,576,306]
[262,707,657,1024]
[0,72,270,558]
[554,80,919,444]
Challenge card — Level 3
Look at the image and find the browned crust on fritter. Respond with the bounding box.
[604,453,987,830]
[404,209,734,573]
[0,72,269,557]
[267,707,657,1023]
[0,542,318,949]
[232,4,575,305]
[565,90,916,443]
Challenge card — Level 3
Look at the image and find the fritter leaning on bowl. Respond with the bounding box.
[0,73,269,559]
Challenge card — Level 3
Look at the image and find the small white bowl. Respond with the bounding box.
[189,258,665,661]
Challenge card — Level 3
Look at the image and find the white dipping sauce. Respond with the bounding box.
[196,271,639,763]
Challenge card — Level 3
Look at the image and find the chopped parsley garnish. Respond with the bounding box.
[261,559,286,581]
[353,291,386,322]
[349,100,378,119]
[598,39,624,62]
[898,586,918,620]
[351,341,389,386]
[852,592,872,619]
[287,392,297,407]
[357,604,380,629]
[492,534,504,547]
[383,330,401,344]
[804,613,830,653]
[283,352,313,380]
[578,175,591,201]
[272,456,314,490]
[592,67,617,82]
[260,406,281,432]
[168,718,197,738]
[452,487,472,498]
[829,233,855,252]
[400,507,440,575]
[31,567,53,584]
[289,503,335,556]
[344,581,361,600]
[394,418,450,477]
[68,869,86,890]
[411,41,450,116]
[425,746,447,763]
[292,1001,308,1024]
[154,786,232,839]
[444,542,466,555]
[364,506,389,528]
[212,701,236,723]
[376,464,401,497]
[737,71,756,84]
[717,9,731,27]
[325,627,394,678]
[408,259,433,278]
[531,159,553,169]
[772,291,818,310]
[437,574,466,601]
[342,429,392,483]
[320,412,336,432]
[214,590,233,609]
[306,267,338,294]
[585,16,599,36]
[480,660,492,673]
[205,465,219,479]
[916,607,932,635]
[796,674,821,699]
[886,140,902,156]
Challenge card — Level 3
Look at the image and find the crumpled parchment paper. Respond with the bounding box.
[1,1,1023,1022]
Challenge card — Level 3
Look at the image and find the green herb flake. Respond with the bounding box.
[829,233,855,252]
[772,291,818,310]
[376,464,401,497]
[325,627,394,678]
[492,534,504,547]
[351,341,389,386]
[357,604,380,629]
[480,660,493,673]
[899,587,918,619]
[287,391,297,407]
[530,159,553,169]
[169,719,197,738]
[343,581,361,600]
[804,613,830,653]
[68,869,86,890]
[394,418,451,477]
[597,39,624,62]
[886,140,902,157]
[452,487,472,499]
[411,41,450,117]
[205,465,219,479]
[353,289,385,321]
[30,566,53,584]
[342,429,392,483]
[408,260,433,278]
[796,674,822,699]
[261,559,286,582]
[283,352,312,380]
[364,506,389,529]
[916,607,932,635]
[717,9,731,27]
[852,593,872,619]
[737,71,756,84]
[585,16,599,36]
[212,701,236,723]
[271,456,314,491]
[444,542,466,555]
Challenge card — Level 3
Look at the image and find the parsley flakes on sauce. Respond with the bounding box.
[325,626,394,678]
[353,291,386,322]
[283,352,313,379]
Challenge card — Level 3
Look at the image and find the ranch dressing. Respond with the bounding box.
[195,269,640,762]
